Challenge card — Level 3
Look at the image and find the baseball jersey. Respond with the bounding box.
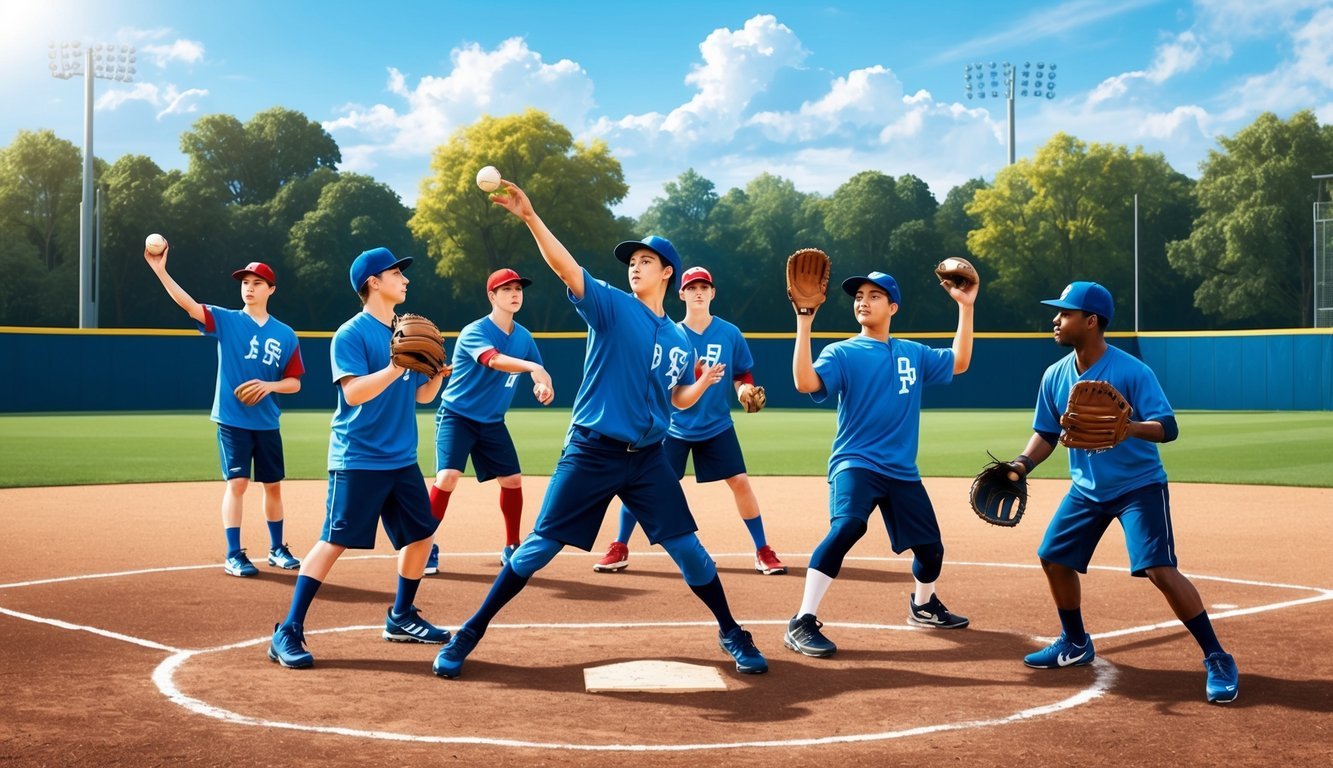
[811,336,954,481]
[196,305,303,431]
[1034,344,1172,501]
[439,316,543,424]
[567,268,697,448]
[328,311,428,470]
[668,316,754,441]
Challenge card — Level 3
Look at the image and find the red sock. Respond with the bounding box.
[500,486,523,546]
[429,486,452,522]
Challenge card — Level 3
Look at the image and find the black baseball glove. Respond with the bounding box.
[970,453,1028,527]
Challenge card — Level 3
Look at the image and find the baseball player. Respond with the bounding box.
[145,244,304,578]
[1000,281,1239,703]
[592,265,786,575]
[784,269,976,658]
[431,182,767,678]
[424,267,554,575]
[268,247,450,669]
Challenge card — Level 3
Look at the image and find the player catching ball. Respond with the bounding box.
[145,242,304,578]
[593,265,786,576]
[424,267,554,575]
[431,181,767,678]
[268,247,451,669]
[783,252,977,659]
[999,281,1239,703]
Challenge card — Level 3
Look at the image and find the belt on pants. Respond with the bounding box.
[572,426,653,452]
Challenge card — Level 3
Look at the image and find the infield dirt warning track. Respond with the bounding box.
[2,478,1331,766]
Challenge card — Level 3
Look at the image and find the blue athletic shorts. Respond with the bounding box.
[664,427,746,483]
[433,409,521,482]
[216,424,284,483]
[321,465,438,550]
[830,467,941,554]
[1038,482,1176,577]
[533,426,698,550]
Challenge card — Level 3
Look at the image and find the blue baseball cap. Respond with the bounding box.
[614,235,683,291]
[350,247,413,293]
[841,271,902,305]
[1041,281,1114,320]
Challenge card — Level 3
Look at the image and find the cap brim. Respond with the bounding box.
[231,269,273,284]
[491,277,533,290]
[614,241,656,264]
[1040,299,1079,310]
[841,276,872,296]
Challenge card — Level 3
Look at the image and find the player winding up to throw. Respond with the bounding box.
[145,242,304,579]
[431,181,767,678]
[997,281,1239,703]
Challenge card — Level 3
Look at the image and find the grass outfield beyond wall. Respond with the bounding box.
[2,410,1329,489]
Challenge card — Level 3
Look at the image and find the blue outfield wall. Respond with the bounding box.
[1,328,1329,413]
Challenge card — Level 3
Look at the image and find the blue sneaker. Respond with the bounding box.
[383,606,452,644]
[433,626,480,678]
[1024,633,1095,669]
[501,544,517,567]
[784,613,837,658]
[1204,651,1239,703]
[267,543,301,570]
[267,623,313,668]
[224,550,259,578]
[719,626,768,674]
[424,544,440,576]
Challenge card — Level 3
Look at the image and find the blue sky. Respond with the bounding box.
[3,0,1331,216]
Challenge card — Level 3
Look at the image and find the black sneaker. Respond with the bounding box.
[784,613,837,657]
[908,595,970,629]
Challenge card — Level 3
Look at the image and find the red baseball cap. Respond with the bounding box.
[232,262,276,285]
[486,268,532,292]
[680,266,713,288]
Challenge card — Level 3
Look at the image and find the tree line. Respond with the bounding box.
[1,107,1328,333]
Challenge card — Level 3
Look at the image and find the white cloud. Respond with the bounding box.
[96,83,209,120]
[749,66,906,142]
[1089,31,1205,106]
[139,39,206,68]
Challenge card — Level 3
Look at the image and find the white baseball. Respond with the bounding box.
[145,233,168,256]
[476,165,502,192]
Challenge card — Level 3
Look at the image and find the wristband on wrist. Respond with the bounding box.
[1013,455,1036,475]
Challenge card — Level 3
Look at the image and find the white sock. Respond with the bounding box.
[913,579,936,606]
[797,569,834,618]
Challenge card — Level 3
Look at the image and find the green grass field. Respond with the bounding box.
[1,409,1329,488]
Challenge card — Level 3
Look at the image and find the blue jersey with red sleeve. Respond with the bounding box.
[328,311,428,470]
[567,268,696,448]
[668,317,753,441]
[196,305,303,431]
[439,316,543,424]
[811,336,954,481]
[1034,344,1172,501]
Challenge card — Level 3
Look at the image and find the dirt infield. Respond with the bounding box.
[2,477,1331,767]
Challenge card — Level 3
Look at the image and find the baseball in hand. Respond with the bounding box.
[476,165,502,192]
[145,233,168,256]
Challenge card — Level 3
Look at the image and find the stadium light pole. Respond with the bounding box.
[964,61,1058,165]
[49,41,136,329]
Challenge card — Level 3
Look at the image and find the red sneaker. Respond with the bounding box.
[755,545,787,575]
[592,541,629,572]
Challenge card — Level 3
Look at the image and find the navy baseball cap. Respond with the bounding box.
[1041,281,1114,320]
[614,235,682,291]
[350,247,413,293]
[841,271,902,305]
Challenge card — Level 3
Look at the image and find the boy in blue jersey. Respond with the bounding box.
[267,247,451,669]
[593,265,786,576]
[784,269,976,658]
[145,243,304,578]
[424,267,555,575]
[997,281,1239,703]
[431,182,767,678]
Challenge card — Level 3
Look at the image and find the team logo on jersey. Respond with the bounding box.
[504,373,519,388]
[654,343,691,388]
[896,356,917,394]
[244,335,259,360]
[702,343,722,367]
[261,338,283,367]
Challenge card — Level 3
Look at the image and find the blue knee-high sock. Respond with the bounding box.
[461,563,530,640]
[1058,607,1087,644]
[283,575,322,627]
[266,520,283,549]
[392,575,421,617]
[225,527,242,556]
[742,516,767,549]
[616,505,637,544]
[1183,610,1224,657]
[689,574,739,635]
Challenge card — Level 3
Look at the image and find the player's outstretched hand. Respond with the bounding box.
[698,360,727,387]
[144,242,170,270]
[489,180,533,220]
[532,366,555,406]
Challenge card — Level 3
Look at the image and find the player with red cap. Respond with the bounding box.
[144,241,305,579]
[422,267,555,574]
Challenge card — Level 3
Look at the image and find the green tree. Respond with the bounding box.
[824,171,901,270]
[935,177,988,260]
[637,169,719,265]
[0,129,82,272]
[180,108,340,206]
[1167,110,1333,327]
[100,155,168,325]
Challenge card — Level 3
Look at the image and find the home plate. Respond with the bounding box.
[584,660,728,693]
